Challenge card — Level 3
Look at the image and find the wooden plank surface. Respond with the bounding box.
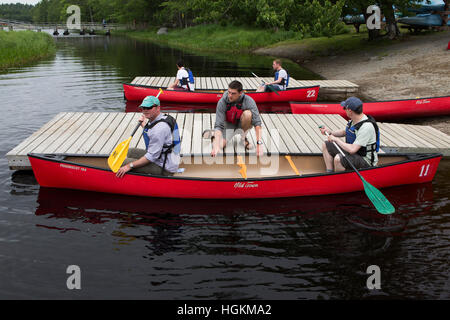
[8,111,450,170]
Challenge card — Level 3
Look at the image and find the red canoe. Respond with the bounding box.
[290,95,450,121]
[123,83,320,103]
[28,153,441,199]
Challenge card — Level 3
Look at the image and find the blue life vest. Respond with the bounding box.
[180,68,194,88]
[274,69,289,88]
[345,115,380,165]
[143,114,181,172]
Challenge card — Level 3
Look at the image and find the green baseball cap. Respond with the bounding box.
[139,95,160,108]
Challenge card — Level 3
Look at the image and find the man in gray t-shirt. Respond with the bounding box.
[206,80,263,157]
[319,97,379,173]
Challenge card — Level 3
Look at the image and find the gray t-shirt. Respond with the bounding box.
[353,115,378,166]
[214,93,262,133]
[144,114,180,173]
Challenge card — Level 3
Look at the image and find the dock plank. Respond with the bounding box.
[8,111,450,170]
[6,112,67,157]
[180,113,193,156]
[41,112,94,154]
[269,113,300,153]
[16,112,77,156]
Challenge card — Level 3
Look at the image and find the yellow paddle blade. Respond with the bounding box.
[237,155,247,180]
[108,137,132,173]
[285,155,301,176]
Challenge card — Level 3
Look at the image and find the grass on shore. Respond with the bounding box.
[117,23,441,59]
[0,30,56,71]
[118,24,306,53]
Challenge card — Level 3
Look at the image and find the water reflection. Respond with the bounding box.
[34,183,434,231]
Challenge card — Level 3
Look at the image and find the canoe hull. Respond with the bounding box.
[123,83,320,103]
[28,153,441,199]
[290,96,450,120]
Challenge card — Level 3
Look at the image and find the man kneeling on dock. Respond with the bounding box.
[116,96,180,178]
[204,80,263,157]
[319,97,380,172]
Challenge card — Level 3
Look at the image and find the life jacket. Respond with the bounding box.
[345,115,380,166]
[180,68,194,91]
[274,68,289,88]
[225,95,246,125]
[143,114,181,173]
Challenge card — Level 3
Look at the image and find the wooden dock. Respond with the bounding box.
[6,112,450,170]
[130,76,359,101]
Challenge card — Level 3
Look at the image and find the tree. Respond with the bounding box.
[344,0,423,40]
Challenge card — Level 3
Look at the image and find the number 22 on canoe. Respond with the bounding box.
[319,125,395,215]
[108,88,163,173]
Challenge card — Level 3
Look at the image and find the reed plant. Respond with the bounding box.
[0,30,56,70]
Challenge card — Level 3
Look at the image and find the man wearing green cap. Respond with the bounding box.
[116,95,180,178]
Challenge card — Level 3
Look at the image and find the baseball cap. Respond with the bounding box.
[139,95,160,108]
[341,97,363,111]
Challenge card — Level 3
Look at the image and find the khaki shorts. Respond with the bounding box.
[325,141,370,170]
[222,121,246,142]
[124,148,174,176]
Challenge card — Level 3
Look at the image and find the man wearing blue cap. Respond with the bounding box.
[116,95,180,178]
[319,96,380,172]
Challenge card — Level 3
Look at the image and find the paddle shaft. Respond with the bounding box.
[251,72,280,96]
[131,122,142,137]
[251,72,266,85]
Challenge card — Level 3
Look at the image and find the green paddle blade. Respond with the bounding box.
[361,178,395,215]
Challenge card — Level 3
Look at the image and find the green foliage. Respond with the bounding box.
[0,30,56,70]
[294,0,348,37]
[0,3,34,22]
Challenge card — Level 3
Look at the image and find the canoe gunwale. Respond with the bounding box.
[292,95,450,105]
[27,152,443,183]
[123,83,321,95]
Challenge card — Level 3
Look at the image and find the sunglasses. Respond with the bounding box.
[140,105,157,110]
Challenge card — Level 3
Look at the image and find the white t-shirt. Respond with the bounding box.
[274,69,288,90]
[353,115,378,166]
[176,68,189,89]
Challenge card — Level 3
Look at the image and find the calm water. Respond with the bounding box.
[0,35,449,299]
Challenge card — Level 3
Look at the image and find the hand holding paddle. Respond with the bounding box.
[251,72,280,96]
[319,125,395,215]
[108,89,163,173]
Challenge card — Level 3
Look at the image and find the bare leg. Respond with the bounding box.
[322,141,334,171]
[239,110,254,149]
[334,155,346,172]
[256,85,265,92]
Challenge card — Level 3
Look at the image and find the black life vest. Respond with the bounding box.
[345,115,380,166]
[143,114,180,173]
[225,95,246,125]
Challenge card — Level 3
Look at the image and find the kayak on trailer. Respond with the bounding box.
[28,153,441,199]
[123,83,320,103]
[290,95,450,121]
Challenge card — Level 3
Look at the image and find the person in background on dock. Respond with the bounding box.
[256,59,289,92]
[167,60,195,91]
[319,97,380,172]
[116,96,180,178]
[204,80,263,157]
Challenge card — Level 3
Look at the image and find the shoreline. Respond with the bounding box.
[118,27,450,134]
[255,30,450,134]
